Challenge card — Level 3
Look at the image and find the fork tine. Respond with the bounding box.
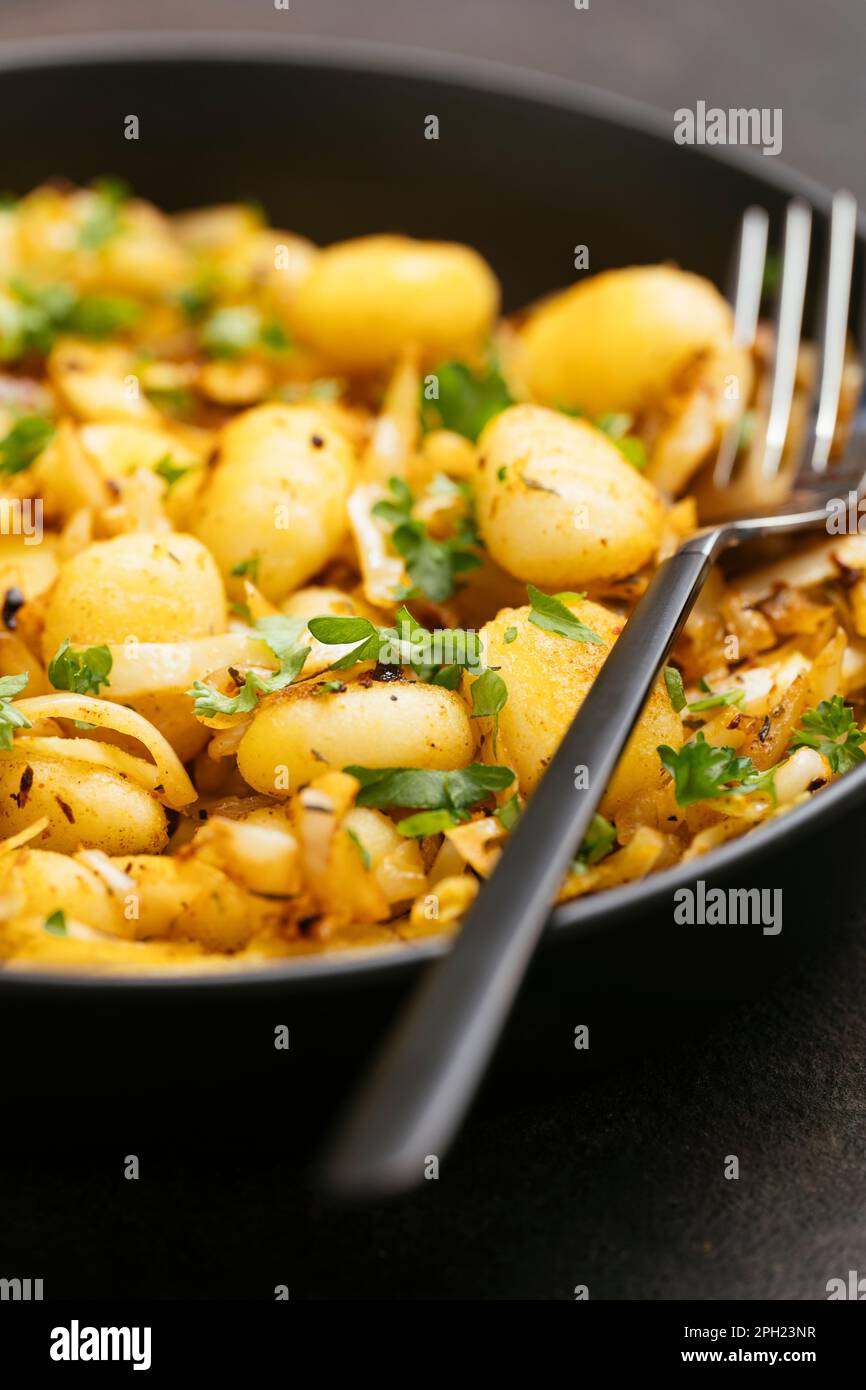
[713,206,769,486]
[799,190,858,475]
[761,199,812,479]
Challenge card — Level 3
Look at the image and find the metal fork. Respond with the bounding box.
[324,192,863,1197]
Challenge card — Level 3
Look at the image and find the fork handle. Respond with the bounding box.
[323,531,724,1197]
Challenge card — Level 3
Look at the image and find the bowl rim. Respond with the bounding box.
[0,28,861,991]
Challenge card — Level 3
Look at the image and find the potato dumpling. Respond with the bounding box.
[237,678,476,795]
[290,235,499,372]
[42,531,226,658]
[0,754,168,854]
[0,534,59,601]
[520,266,733,416]
[475,599,682,816]
[475,405,664,586]
[192,404,354,602]
[0,849,121,936]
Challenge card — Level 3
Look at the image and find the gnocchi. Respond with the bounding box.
[0,181,859,970]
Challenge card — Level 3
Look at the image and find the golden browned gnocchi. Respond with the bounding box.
[192,404,353,601]
[289,235,499,371]
[0,181,859,971]
[474,405,664,587]
[519,265,733,417]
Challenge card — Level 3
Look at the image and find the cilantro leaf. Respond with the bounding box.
[657,732,776,806]
[0,415,55,474]
[0,671,31,750]
[47,640,112,695]
[527,585,604,646]
[789,695,866,775]
[420,358,512,441]
[64,294,141,338]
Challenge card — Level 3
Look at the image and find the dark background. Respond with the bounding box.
[1,0,865,1303]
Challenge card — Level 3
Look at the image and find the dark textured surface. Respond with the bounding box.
[0,0,864,1302]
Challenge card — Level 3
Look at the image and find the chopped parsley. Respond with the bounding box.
[665,666,743,714]
[153,454,198,492]
[469,667,508,752]
[43,909,68,937]
[664,666,687,713]
[503,626,518,645]
[657,732,776,807]
[420,357,512,441]
[78,176,130,250]
[200,307,293,359]
[571,814,617,874]
[345,826,372,871]
[595,412,647,470]
[47,640,112,696]
[344,762,515,837]
[0,415,55,474]
[201,306,260,358]
[527,585,604,646]
[789,695,866,775]
[0,672,31,750]
[495,792,522,831]
[371,475,480,603]
[230,556,260,583]
[307,605,483,679]
[186,615,309,717]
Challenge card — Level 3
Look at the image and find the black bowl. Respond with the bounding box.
[0,33,863,1146]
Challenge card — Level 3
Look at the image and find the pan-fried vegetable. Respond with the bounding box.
[0,182,860,970]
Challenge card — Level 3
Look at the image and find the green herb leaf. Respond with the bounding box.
[686,687,744,713]
[43,909,68,937]
[420,358,512,441]
[664,666,686,712]
[571,814,617,873]
[371,476,481,602]
[0,671,31,750]
[657,732,776,806]
[346,762,514,816]
[47,639,112,696]
[201,306,261,358]
[594,412,647,469]
[230,555,260,582]
[345,826,372,870]
[495,792,522,831]
[503,626,518,645]
[527,585,604,646]
[469,666,508,752]
[186,672,261,718]
[789,695,866,775]
[396,808,459,838]
[65,294,141,338]
[78,176,130,250]
[0,415,55,474]
[153,453,197,492]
